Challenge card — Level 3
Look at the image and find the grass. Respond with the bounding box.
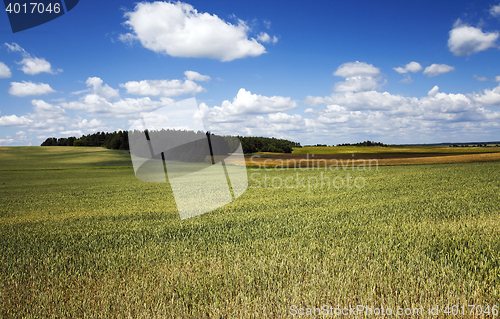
[0,146,132,170]
[293,145,500,155]
[1,147,500,317]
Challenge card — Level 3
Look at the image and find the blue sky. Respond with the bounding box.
[1,0,500,146]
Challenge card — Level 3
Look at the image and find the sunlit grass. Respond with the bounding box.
[0,146,132,170]
[0,147,499,317]
[293,145,500,155]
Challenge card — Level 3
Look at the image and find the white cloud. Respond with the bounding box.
[31,99,67,118]
[86,77,120,99]
[0,138,14,145]
[0,114,32,126]
[0,99,122,136]
[0,100,69,135]
[490,4,500,17]
[184,70,211,82]
[257,32,278,44]
[59,130,83,136]
[299,84,500,144]
[448,20,499,56]
[199,88,297,123]
[5,43,22,53]
[333,61,380,77]
[0,62,11,78]
[393,63,421,84]
[5,42,60,75]
[428,85,439,97]
[120,1,267,61]
[201,111,309,139]
[304,86,485,118]
[471,83,500,107]
[120,79,204,97]
[399,75,413,84]
[306,91,417,111]
[59,77,177,119]
[0,131,30,145]
[9,81,55,97]
[216,88,296,114]
[423,64,455,77]
[393,61,422,74]
[19,57,55,75]
[257,32,270,43]
[474,75,489,81]
[496,76,500,82]
[20,100,70,133]
[74,118,104,129]
[332,61,383,92]
[59,118,106,136]
[333,76,381,92]
[61,95,175,118]
[268,112,302,123]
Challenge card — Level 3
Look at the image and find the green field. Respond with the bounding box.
[1,147,500,317]
[293,145,500,155]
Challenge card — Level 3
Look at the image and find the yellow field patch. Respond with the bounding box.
[242,152,500,168]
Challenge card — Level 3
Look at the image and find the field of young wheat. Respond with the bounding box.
[1,147,499,318]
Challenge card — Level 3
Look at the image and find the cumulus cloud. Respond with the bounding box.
[471,83,500,107]
[18,57,55,75]
[184,70,211,82]
[268,112,302,123]
[304,91,417,111]
[120,1,267,61]
[120,79,204,97]
[304,85,484,117]
[0,114,32,126]
[0,62,11,78]
[448,20,499,56]
[13,100,109,135]
[9,81,55,97]
[199,88,297,123]
[300,83,500,144]
[5,42,61,75]
[423,64,455,77]
[60,77,178,119]
[60,118,106,136]
[333,61,380,77]
[85,77,120,99]
[201,111,308,139]
[428,85,440,97]
[332,61,383,92]
[31,99,67,118]
[491,4,500,17]
[257,32,278,44]
[393,62,422,84]
[61,95,175,118]
[393,61,422,74]
[333,76,382,92]
[28,100,110,135]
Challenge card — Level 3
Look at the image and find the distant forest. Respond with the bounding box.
[336,141,387,147]
[41,130,301,154]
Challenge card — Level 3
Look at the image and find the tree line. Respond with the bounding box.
[337,140,387,147]
[41,131,300,154]
[41,131,129,150]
